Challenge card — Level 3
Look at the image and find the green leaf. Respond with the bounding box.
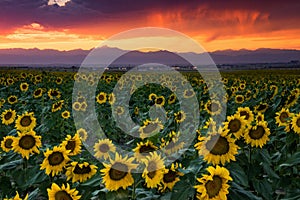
[262,162,280,179]
[80,173,101,187]
[135,188,160,200]
[252,179,272,200]
[27,168,48,185]
[27,188,39,200]
[227,163,249,187]
[105,189,129,200]
[230,182,262,200]
[279,152,300,168]
[0,175,12,195]
[281,195,300,200]
[0,159,23,170]
[259,149,271,166]
[160,192,172,200]
[171,179,195,200]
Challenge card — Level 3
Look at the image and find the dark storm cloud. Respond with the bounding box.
[0,0,299,34]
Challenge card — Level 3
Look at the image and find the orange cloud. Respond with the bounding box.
[146,8,271,42]
[195,29,300,51]
[0,4,299,52]
[0,23,101,50]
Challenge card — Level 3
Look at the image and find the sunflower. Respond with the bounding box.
[6,77,14,85]
[236,107,254,124]
[270,85,278,99]
[108,93,116,105]
[133,140,158,161]
[139,118,164,139]
[148,93,157,101]
[223,114,246,139]
[77,128,88,142]
[205,100,222,116]
[12,130,42,159]
[34,75,42,83]
[105,76,112,84]
[8,95,18,104]
[114,106,124,115]
[239,83,246,90]
[231,86,237,93]
[48,88,61,100]
[47,183,81,200]
[33,88,43,98]
[61,110,70,119]
[77,95,86,103]
[235,94,244,104]
[87,74,95,82]
[275,108,293,127]
[94,138,116,159]
[141,152,165,188]
[51,100,64,112]
[291,113,300,135]
[134,107,139,115]
[1,136,15,152]
[195,165,232,200]
[195,127,238,165]
[1,109,17,125]
[183,89,195,98]
[56,77,63,85]
[221,77,227,85]
[161,131,185,155]
[72,101,81,111]
[245,90,252,101]
[3,191,28,200]
[81,74,87,80]
[168,93,176,104]
[155,96,165,106]
[79,101,87,111]
[254,102,268,113]
[19,82,29,92]
[181,79,188,86]
[96,92,107,104]
[174,110,186,123]
[0,98,5,108]
[101,153,138,191]
[40,146,70,176]
[285,92,299,108]
[74,73,80,81]
[61,134,82,156]
[20,72,27,79]
[244,121,271,148]
[65,161,98,183]
[159,163,183,192]
[202,118,217,130]
[256,112,265,122]
[15,112,37,132]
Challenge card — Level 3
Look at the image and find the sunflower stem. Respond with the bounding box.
[23,157,28,169]
[49,174,54,183]
[247,145,252,180]
[131,179,136,200]
[131,179,143,200]
[249,146,252,164]
[23,158,28,179]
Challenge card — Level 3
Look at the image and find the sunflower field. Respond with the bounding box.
[0,68,299,200]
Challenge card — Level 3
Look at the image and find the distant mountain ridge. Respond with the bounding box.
[0,47,299,65]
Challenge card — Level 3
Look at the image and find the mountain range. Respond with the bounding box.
[0,46,299,65]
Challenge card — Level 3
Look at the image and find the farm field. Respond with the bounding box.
[0,68,299,200]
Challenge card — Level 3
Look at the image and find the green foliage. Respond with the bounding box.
[0,69,299,199]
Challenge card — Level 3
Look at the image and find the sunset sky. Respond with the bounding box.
[0,0,299,52]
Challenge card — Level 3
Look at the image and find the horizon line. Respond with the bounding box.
[0,46,299,54]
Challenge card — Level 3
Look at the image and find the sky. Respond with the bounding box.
[0,0,299,52]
